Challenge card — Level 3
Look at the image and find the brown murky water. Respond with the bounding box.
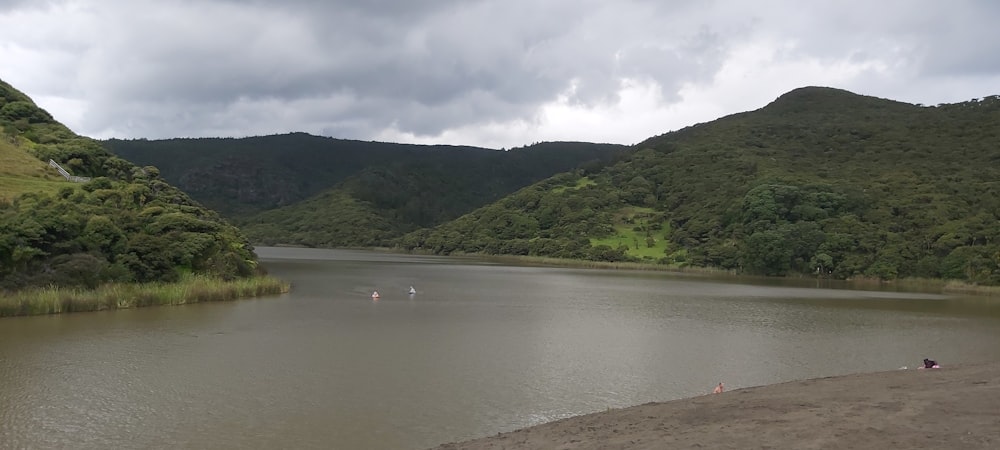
[2,247,999,449]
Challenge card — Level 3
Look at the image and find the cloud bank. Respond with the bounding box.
[2,0,999,148]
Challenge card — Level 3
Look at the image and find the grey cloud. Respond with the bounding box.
[4,0,1000,145]
[81,0,721,138]
[736,0,1000,79]
[912,2,1000,76]
[7,0,743,140]
[0,0,42,12]
[614,27,727,103]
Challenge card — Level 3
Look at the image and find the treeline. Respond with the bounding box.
[398,171,627,260]
[403,87,1000,284]
[107,135,625,247]
[105,135,624,219]
[0,79,259,292]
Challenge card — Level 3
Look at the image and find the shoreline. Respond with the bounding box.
[0,274,289,318]
[431,361,1000,449]
[473,253,1000,297]
[271,245,1000,297]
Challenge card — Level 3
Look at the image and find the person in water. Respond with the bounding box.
[712,382,724,394]
[922,358,939,369]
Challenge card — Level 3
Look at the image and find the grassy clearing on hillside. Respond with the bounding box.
[0,274,291,318]
[552,176,597,194]
[0,138,48,176]
[0,137,68,200]
[590,206,671,261]
[0,175,72,201]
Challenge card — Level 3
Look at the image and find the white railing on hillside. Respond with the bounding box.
[48,159,91,183]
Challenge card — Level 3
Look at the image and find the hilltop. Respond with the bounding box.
[406,87,1000,284]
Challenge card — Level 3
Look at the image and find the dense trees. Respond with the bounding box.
[406,88,1000,284]
[105,135,624,221]
[107,136,624,247]
[397,172,630,261]
[0,166,258,290]
[0,79,258,291]
[22,75,1000,286]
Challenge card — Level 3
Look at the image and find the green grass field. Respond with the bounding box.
[0,137,72,200]
[552,176,597,194]
[590,206,671,261]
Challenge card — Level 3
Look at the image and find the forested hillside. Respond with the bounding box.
[239,141,622,247]
[106,135,624,247]
[0,79,259,291]
[404,87,1000,284]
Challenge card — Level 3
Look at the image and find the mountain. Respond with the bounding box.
[0,79,259,291]
[404,87,1000,284]
[105,135,625,246]
[103,133,485,217]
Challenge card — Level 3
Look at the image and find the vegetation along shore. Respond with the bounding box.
[1,79,286,316]
[0,274,289,318]
[112,88,1000,288]
[7,74,1000,316]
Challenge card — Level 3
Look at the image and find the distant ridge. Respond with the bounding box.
[104,134,625,247]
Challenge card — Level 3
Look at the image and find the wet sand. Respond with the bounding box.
[431,361,1000,449]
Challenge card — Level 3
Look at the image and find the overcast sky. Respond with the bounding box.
[2,0,999,149]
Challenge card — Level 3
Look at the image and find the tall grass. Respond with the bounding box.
[0,274,290,318]
[477,254,1000,297]
[840,277,1000,296]
[479,254,734,274]
[940,280,1000,296]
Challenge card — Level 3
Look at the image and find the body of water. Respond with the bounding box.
[2,247,999,449]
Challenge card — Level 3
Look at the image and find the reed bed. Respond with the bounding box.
[477,254,735,274]
[0,274,290,318]
[940,280,1000,296]
[477,254,1000,297]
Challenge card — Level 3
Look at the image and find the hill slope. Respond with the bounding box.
[240,141,623,247]
[0,135,65,201]
[0,79,259,291]
[405,87,1000,284]
[104,133,625,225]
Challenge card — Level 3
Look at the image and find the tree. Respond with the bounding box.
[743,229,794,276]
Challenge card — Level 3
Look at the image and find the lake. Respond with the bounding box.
[2,247,999,449]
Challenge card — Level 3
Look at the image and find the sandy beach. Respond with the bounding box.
[431,361,1000,449]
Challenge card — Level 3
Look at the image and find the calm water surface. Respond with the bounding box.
[2,247,1000,449]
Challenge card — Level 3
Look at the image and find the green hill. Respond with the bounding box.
[0,79,260,291]
[404,87,1000,284]
[105,135,625,247]
[104,135,624,220]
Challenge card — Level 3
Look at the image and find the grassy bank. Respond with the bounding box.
[939,280,1000,296]
[468,254,1000,297]
[0,274,290,318]
[830,276,1000,296]
[476,254,734,274]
